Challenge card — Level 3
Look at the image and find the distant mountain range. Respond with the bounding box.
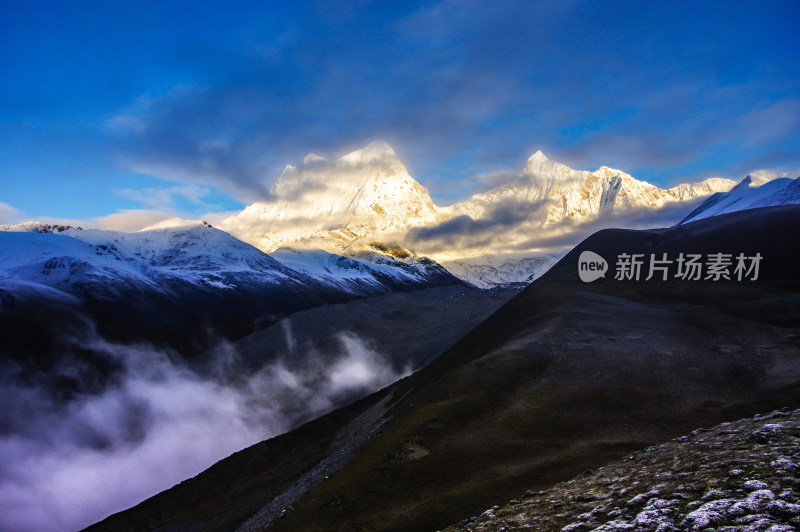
[219,141,743,287]
[2,143,795,314]
[5,143,796,290]
[220,141,736,253]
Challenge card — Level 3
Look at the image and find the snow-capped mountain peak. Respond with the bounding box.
[445,153,734,228]
[302,153,327,165]
[523,150,587,185]
[340,139,398,163]
[220,141,441,253]
[526,149,549,165]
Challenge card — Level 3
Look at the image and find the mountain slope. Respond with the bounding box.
[89,204,800,532]
[0,220,460,303]
[269,247,456,293]
[195,285,516,386]
[681,172,800,223]
[0,221,298,292]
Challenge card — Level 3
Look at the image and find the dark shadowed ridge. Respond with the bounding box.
[87,205,800,532]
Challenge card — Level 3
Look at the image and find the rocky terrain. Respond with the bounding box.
[446,407,800,532]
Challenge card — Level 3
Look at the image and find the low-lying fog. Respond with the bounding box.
[0,323,409,532]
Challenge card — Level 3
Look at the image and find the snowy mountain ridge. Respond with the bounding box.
[219,142,739,287]
[681,172,800,224]
[8,144,787,290]
[0,222,459,309]
[443,151,735,226]
[221,145,737,259]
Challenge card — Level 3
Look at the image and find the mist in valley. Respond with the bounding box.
[0,323,409,532]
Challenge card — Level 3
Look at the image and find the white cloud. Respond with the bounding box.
[27,210,177,232]
[739,98,800,148]
[90,210,177,231]
[0,204,237,234]
[114,184,213,211]
[0,202,23,224]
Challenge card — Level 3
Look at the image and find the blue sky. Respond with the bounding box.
[1,0,799,227]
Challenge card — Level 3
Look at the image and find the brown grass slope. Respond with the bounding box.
[88,205,800,532]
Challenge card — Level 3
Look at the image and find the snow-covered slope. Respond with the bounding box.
[437,253,559,289]
[0,221,297,297]
[269,247,457,294]
[0,221,458,300]
[429,153,733,277]
[680,172,800,224]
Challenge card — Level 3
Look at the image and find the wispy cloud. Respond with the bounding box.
[409,199,542,248]
[114,183,213,211]
[0,201,211,233]
[0,201,23,224]
[406,196,710,257]
[89,210,179,231]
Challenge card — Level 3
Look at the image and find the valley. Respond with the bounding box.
[196,284,517,377]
